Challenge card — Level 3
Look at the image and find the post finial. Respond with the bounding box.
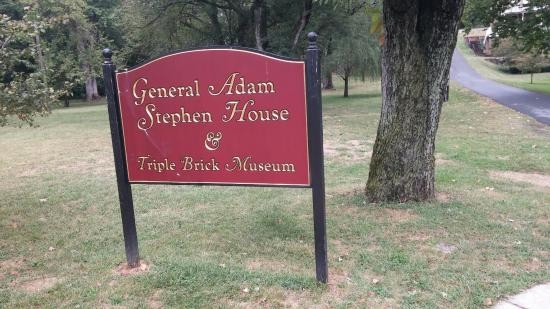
[103,48,113,64]
[307,32,318,50]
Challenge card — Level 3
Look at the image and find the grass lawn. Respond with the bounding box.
[457,33,550,95]
[1,81,549,308]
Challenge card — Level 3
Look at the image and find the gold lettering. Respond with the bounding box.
[168,87,177,97]
[148,87,157,98]
[235,78,245,94]
[222,100,254,122]
[138,156,149,169]
[177,86,186,96]
[209,72,238,95]
[247,83,256,94]
[194,80,200,96]
[137,104,155,131]
[132,77,148,105]
[224,156,295,173]
[257,81,275,94]
[156,87,167,98]
[184,86,194,96]
[280,109,289,120]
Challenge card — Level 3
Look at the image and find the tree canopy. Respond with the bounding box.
[1,0,381,125]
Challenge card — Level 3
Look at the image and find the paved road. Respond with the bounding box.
[450,49,550,125]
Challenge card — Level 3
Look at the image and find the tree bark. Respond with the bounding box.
[323,70,334,89]
[85,75,99,101]
[343,77,349,97]
[366,0,465,202]
[291,0,313,52]
[252,0,268,50]
[206,4,225,45]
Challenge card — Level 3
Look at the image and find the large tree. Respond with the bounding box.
[365,0,465,202]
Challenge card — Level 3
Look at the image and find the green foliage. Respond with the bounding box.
[463,0,550,54]
[0,4,59,126]
[324,12,380,96]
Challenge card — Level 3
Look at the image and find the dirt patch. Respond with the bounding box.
[0,258,25,273]
[114,261,150,276]
[224,299,270,309]
[324,139,371,162]
[327,269,350,300]
[436,192,451,203]
[147,290,163,309]
[19,277,60,293]
[435,153,455,166]
[490,171,550,188]
[279,290,322,309]
[478,187,509,200]
[525,257,543,272]
[245,259,302,273]
[383,208,419,223]
[406,232,431,242]
[435,242,457,254]
[331,240,352,259]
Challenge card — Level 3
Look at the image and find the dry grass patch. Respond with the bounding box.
[382,208,419,223]
[245,259,304,274]
[490,171,550,188]
[324,139,372,162]
[19,277,60,293]
[147,290,164,309]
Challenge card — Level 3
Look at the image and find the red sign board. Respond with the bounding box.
[115,49,310,186]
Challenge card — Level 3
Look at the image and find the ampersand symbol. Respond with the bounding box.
[204,132,223,151]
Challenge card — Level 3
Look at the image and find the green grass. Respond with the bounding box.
[457,32,550,94]
[1,81,549,308]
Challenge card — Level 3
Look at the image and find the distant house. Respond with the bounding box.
[464,1,532,56]
[464,27,493,55]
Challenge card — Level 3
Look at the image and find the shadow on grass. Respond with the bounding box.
[247,207,307,241]
[53,98,107,110]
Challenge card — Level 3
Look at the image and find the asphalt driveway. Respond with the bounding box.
[450,49,550,125]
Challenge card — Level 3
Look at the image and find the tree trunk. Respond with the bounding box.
[34,33,47,72]
[85,67,99,102]
[343,77,349,97]
[530,72,533,84]
[206,4,225,45]
[291,0,313,52]
[323,71,334,89]
[252,0,268,50]
[366,0,465,202]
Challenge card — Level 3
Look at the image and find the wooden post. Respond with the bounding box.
[305,33,328,283]
[102,48,140,267]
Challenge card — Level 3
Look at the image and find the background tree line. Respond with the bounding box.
[0,0,380,126]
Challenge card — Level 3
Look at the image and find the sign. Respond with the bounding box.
[102,33,327,283]
[115,49,309,186]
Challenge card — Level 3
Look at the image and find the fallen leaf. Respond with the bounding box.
[483,298,492,306]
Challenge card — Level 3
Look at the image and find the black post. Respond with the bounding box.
[102,48,140,267]
[305,33,328,283]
